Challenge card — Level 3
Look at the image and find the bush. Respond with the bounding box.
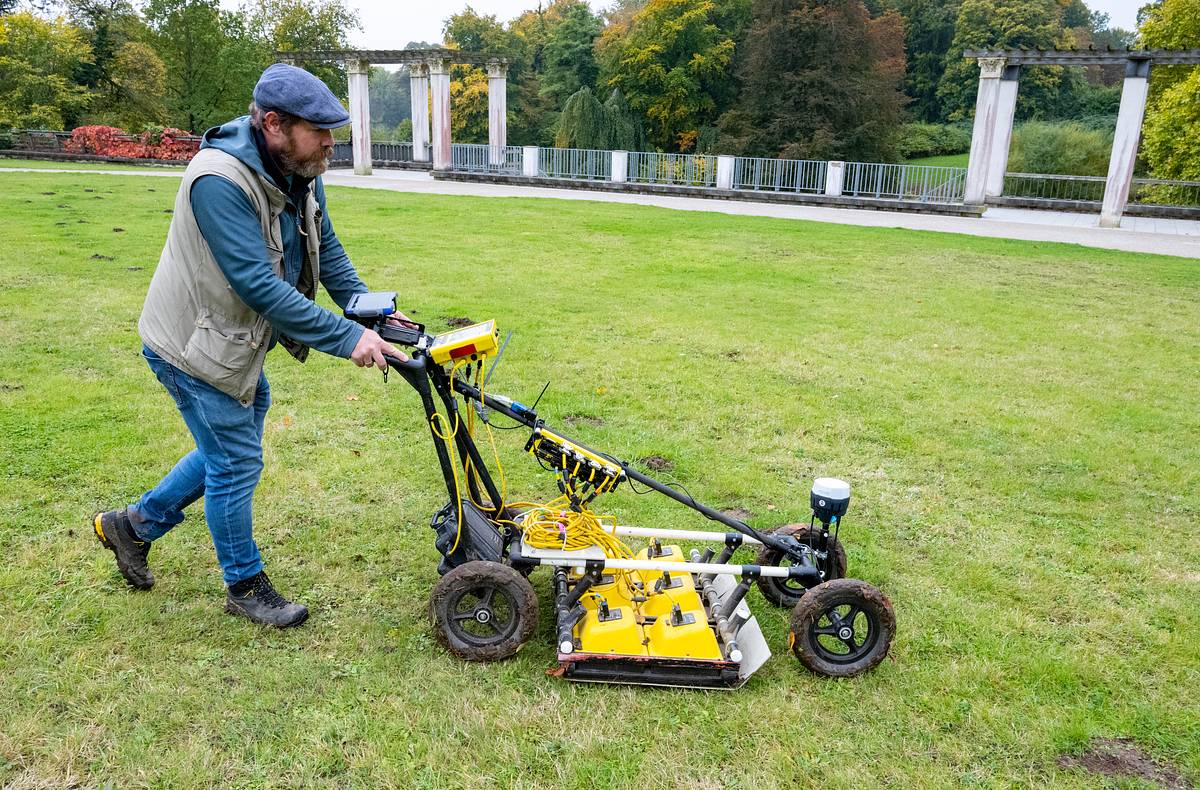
[1007,121,1113,176]
[63,125,198,160]
[0,127,12,150]
[893,123,971,160]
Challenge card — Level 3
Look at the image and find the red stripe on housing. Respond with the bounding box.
[449,343,477,359]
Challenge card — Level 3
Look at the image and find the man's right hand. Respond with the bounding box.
[351,328,407,369]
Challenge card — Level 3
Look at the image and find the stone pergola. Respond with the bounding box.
[276,49,509,176]
[962,48,1200,227]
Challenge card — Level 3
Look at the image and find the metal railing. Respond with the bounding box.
[1003,173,1200,208]
[1131,178,1200,208]
[732,157,826,194]
[331,141,432,167]
[844,162,966,203]
[627,151,717,187]
[1002,173,1106,203]
[450,143,522,174]
[538,147,611,180]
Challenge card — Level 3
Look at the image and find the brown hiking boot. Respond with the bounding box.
[93,509,154,590]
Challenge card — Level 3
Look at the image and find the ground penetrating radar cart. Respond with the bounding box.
[347,292,895,688]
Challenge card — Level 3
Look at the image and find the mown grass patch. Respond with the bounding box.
[0,170,1197,788]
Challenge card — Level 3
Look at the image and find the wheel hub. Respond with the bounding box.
[475,609,492,624]
[837,625,853,640]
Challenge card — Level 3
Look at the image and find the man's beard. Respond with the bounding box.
[279,136,331,179]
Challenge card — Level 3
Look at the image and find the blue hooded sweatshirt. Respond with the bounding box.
[190,116,366,359]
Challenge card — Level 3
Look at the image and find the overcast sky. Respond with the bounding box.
[322,0,1142,51]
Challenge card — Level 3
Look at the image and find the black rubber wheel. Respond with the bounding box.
[429,560,538,662]
[755,525,848,607]
[789,579,895,678]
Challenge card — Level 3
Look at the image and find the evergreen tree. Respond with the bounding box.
[539,2,602,108]
[603,87,645,150]
[884,0,960,122]
[717,0,907,162]
[554,86,607,148]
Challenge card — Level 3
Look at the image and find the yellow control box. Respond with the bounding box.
[643,605,721,660]
[428,320,499,366]
[639,571,702,618]
[576,605,646,656]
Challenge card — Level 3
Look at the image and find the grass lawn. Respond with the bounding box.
[1,170,1197,789]
[905,152,970,168]
[0,156,186,172]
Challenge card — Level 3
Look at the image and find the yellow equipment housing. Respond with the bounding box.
[639,570,703,619]
[571,544,722,662]
[576,604,645,656]
[428,320,499,366]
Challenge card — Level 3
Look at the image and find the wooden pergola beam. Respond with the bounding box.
[275,48,506,67]
[963,48,1200,66]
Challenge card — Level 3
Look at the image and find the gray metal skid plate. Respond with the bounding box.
[708,573,772,680]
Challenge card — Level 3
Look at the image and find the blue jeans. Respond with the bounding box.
[129,345,269,585]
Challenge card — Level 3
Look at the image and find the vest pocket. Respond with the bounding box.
[183,310,261,387]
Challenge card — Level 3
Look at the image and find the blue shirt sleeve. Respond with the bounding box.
[190,175,364,358]
[313,178,368,309]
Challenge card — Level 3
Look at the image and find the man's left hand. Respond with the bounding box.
[385,310,417,328]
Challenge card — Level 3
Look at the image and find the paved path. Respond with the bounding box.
[6,165,1196,258]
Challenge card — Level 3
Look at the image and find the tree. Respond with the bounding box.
[144,0,264,132]
[604,87,645,150]
[884,0,960,122]
[539,1,602,108]
[597,0,740,151]
[554,85,606,147]
[717,0,907,162]
[936,0,1066,122]
[1139,0,1200,183]
[369,66,410,133]
[0,12,94,128]
[100,40,167,128]
[448,66,489,143]
[245,0,359,99]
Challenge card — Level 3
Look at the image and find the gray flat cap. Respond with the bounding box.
[253,63,351,129]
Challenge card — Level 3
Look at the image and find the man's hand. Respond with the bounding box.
[385,310,418,328]
[351,328,408,369]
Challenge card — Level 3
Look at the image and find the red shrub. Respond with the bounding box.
[64,124,200,161]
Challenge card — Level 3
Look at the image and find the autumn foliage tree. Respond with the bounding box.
[597,0,744,151]
[1138,0,1200,184]
[717,0,907,161]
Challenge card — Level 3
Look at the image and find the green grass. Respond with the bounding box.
[905,152,969,168]
[0,156,185,171]
[1,170,1198,788]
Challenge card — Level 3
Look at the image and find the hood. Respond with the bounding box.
[201,116,271,181]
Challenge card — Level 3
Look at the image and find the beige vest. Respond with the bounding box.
[139,148,321,404]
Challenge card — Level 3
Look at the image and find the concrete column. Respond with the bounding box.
[716,155,735,190]
[429,57,452,171]
[964,57,1006,206]
[346,58,371,176]
[611,150,628,183]
[1099,58,1151,229]
[522,146,538,177]
[985,65,1020,198]
[409,62,430,162]
[487,59,508,166]
[824,160,845,196]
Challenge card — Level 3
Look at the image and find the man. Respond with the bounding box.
[93,64,406,627]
